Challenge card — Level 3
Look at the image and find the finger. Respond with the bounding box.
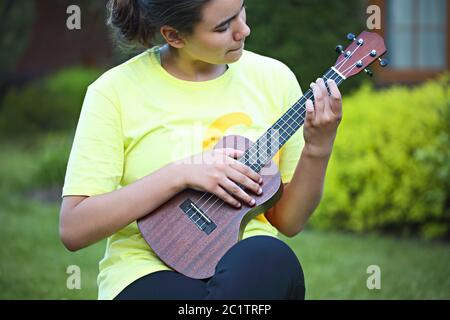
[317,78,332,115]
[226,167,262,196]
[230,160,263,184]
[222,148,245,160]
[310,81,324,114]
[213,185,242,208]
[317,77,329,97]
[220,178,256,207]
[305,99,315,125]
[326,79,343,117]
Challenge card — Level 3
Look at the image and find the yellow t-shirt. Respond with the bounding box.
[62,47,304,300]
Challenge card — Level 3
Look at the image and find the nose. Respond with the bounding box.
[234,20,251,42]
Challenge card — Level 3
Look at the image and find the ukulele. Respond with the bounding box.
[137,31,388,279]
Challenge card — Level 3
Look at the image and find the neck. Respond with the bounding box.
[239,67,345,172]
[159,44,228,81]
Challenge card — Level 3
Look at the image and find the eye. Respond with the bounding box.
[215,5,246,33]
[216,23,231,33]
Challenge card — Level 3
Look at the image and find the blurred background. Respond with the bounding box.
[0,0,448,299]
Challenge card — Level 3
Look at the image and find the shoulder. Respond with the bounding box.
[87,50,153,96]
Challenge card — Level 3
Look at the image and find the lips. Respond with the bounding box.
[230,44,244,51]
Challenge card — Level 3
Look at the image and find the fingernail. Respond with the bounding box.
[259,177,263,183]
[257,188,263,195]
[250,199,256,206]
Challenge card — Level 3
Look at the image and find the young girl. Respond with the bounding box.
[59,0,342,300]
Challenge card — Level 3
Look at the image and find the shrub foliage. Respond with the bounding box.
[310,76,450,239]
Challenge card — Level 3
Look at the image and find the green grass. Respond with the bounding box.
[0,141,37,193]
[0,137,449,299]
[1,190,448,299]
[0,193,105,299]
[281,232,450,299]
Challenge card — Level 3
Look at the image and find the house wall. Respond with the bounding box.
[13,0,113,82]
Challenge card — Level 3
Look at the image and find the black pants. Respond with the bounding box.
[115,236,305,300]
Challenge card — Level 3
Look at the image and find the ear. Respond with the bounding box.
[160,25,185,48]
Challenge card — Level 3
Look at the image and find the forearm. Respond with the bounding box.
[61,162,185,250]
[267,146,331,237]
[267,77,342,237]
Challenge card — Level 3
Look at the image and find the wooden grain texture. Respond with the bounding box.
[137,135,283,279]
[334,31,387,79]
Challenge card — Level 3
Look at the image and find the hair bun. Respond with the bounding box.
[107,0,211,50]
[107,0,155,48]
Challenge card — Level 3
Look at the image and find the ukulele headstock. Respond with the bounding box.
[334,31,388,79]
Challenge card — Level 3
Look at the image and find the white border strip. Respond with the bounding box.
[332,66,347,80]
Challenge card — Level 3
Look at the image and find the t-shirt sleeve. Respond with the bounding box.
[277,66,305,184]
[62,86,124,198]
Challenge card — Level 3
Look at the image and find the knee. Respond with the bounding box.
[258,237,303,273]
[257,237,305,298]
[212,236,305,299]
[236,236,304,278]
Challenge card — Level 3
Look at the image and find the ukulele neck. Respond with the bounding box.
[238,67,345,172]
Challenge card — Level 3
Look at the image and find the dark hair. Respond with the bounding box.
[107,0,213,50]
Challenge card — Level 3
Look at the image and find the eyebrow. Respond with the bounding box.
[213,1,245,29]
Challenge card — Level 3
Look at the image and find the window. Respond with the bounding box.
[371,0,449,83]
[388,0,447,70]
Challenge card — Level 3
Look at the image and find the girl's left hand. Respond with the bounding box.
[303,78,343,158]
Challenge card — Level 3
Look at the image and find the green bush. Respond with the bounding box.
[310,75,450,240]
[0,140,38,194]
[0,67,102,140]
[245,0,366,94]
[29,132,73,190]
[0,131,72,197]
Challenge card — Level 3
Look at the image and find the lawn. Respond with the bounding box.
[0,192,448,299]
[282,232,450,299]
[0,139,448,299]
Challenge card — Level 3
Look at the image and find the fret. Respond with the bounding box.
[239,68,345,172]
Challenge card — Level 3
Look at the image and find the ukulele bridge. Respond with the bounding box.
[180,199,217,235]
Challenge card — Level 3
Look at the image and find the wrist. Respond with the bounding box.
[302,143,333,159]
[167,162,188,192]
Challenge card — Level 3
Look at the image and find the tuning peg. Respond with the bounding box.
[378,58,389,67]
[364,68,374,77]
[347,33,356,41]
[335,45,344,54]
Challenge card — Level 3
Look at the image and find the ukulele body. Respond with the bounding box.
[137,135,283,279]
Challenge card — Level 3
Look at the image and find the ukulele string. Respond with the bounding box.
[340,52,372,78]
[333,47,356,70]
[188,46,359,218]
[195,70,345,216]
[336,41,363,75]
[190,69,346,217]
[204,71,347,214]
[220,44,368,179]
[187,41,364,219]
[220,46,362,181]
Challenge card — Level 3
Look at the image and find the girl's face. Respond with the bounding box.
[181,0,251,64]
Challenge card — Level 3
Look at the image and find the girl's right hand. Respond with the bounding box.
[174,148,263,208]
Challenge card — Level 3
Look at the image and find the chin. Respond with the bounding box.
[225,50,244,63]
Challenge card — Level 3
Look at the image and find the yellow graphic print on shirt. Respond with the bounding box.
[203,112,282,223]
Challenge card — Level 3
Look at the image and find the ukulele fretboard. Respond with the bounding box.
[239,68,345,172]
